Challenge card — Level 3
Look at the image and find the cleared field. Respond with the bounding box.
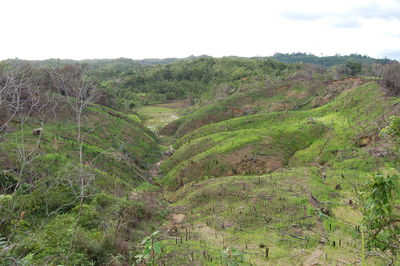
[135,102,185,132]
[151,100,189,109]
[153,81,399,265]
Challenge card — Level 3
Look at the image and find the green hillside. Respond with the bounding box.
[153,60,399,265]
[270,53,393,66]
[0,64,166,265]
[1,57,399,265]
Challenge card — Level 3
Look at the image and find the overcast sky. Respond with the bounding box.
[1,0,399,60]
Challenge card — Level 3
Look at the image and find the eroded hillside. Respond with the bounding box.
[154,76,399,265]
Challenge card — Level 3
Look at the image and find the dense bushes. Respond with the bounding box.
[101,57,293,108]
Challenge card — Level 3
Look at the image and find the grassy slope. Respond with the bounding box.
[161,77,363,138]
[159,170,382,265]
[162,122,326,189]
[1,103,160,183]
[161,82,395,187]
[155,81,398,265]
[0,99,166,265]
[3,57,398,265]
[160,83,311,137]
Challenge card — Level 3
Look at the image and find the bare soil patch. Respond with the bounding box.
[303,247,323,266]
[222,145,285,176]
[171,213,186,224]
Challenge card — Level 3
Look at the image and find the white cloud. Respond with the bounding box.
[0,0,399,60]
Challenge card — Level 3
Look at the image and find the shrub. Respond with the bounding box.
[362,172,400,265]
[72,204,101,229]
[345,61,362,76]
[28,215,93,265]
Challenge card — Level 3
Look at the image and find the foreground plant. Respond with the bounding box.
[221,247,245,266]
[135,231,162,265]
[362,172,399,265]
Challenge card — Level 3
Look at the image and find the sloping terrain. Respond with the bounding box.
[160,77,364,137]
[1,57,399,265]
[154,79,399,265]
[161,81,395,187]
[159,169,381,265]
[0,93,166,264]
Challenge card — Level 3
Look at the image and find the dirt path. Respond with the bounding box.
[303,247,324,266]
[137,100,184,179]
[149,145,174,179]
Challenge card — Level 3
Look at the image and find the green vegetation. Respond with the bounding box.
[362,172,399,264]
[0,100,166,264]
[1,55,399,265]
[270,52,393,67]
[153,60,399,264]
[0,64,165,265]
[135,103,182,132]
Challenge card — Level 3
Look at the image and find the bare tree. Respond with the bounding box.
[0,64,40,132]
[0,63,103,264]
[1,64,58,192]
[381,63,400,96]
[53,65,99,170]
[51,64,100,263]
[0,65,59,261]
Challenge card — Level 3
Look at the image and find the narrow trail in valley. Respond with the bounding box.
[134,100,187,179]
[136,100,191,243]
[149,144,174,179]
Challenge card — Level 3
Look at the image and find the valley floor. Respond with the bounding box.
[134,100,188,132]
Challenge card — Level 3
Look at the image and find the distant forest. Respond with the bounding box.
[269,52,393,66]
[4,52,395,70]
[2,53,396,111]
